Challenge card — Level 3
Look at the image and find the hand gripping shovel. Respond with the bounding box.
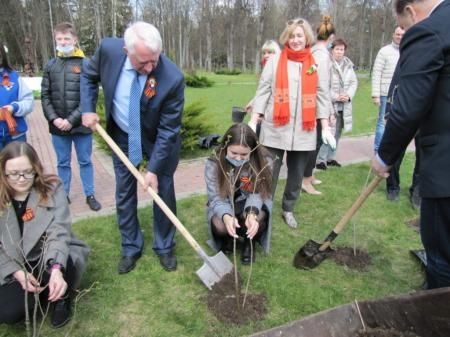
[96,124,233,289]
[293,175,383,270]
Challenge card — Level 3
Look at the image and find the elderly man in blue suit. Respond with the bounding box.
[80,22,184,274]
[372,0,450,289]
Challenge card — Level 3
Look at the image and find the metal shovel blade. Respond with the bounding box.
[196,251,234,290]
[293,239,333,270]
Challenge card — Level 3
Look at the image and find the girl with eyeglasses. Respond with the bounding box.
[0,141,89,328]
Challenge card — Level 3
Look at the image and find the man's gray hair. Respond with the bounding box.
[124,21,162,54]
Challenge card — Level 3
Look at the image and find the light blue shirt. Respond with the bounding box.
[112,58,147,132]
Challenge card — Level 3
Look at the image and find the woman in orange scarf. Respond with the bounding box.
[249,18,335,229]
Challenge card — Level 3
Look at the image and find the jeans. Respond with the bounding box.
[0,133,26,151]
[51,133,94,197]
[374,96,387,153]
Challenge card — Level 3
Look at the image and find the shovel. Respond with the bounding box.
[294,175,383,270]
[96,124,233,289]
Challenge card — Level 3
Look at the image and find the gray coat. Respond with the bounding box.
[0,183,89,288]
[204,158,273,253]
[252,47,331,151]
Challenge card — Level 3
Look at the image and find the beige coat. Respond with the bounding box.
[371,42,400,97]
[0,183,89,288]
[252,48,331,151]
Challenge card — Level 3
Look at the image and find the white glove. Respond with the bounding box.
[321,127,336,150]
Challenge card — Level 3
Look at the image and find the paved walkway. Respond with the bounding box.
[27,102,411,221]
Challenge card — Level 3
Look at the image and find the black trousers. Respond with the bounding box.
[0,257,76,324]
[421,198,450,289]
[386,135,420,195]
[304,121,323,177]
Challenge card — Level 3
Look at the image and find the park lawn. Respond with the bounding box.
[0,154,424,337]
[184,72,377,142]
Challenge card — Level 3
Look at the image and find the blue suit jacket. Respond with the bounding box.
[80,38,185,176]
[379,0,450,198]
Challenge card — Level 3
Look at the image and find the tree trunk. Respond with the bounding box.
[357,0,368,68]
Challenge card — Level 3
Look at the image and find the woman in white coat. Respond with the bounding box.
[316,38,358,169]
[249,18,335,228]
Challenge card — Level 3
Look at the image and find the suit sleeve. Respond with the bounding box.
[81,52,101,113]
[379,25,444,165]
[147,75,185,175]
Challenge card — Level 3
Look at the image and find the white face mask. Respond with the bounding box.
[56,44,75,55]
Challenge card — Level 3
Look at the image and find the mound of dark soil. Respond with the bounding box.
[355,327,420,337]
[330,247,372,271]
[207,271,267,325]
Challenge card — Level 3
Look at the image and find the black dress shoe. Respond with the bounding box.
[315,162,327,170]
[387,190,400,202]
[118,254,141,274]
[241,240,255,265]
[51,297,71,328]
[159,252,177,271]
[86,195,102,211]
[327,160,342,167]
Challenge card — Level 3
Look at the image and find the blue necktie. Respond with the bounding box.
[128,72,142,166]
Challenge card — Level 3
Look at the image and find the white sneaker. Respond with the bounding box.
[282,211,298,229]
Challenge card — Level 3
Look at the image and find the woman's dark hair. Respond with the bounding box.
[316,15,336,41]
[332,38,348,50]
[0,43,12,70]
[0,142,60,210]
[395,0,423,14]
[212,123,272,199]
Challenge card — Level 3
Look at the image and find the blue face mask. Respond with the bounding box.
[56,44,75,55]
[225,155,248,167]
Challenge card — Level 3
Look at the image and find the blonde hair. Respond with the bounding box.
[316,15,335,41]
[261,40,281,54]
[279,18,315,48]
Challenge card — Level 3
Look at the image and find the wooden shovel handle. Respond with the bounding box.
[96,124,205,255]
[319,174,383,252]
[333,175,383,234]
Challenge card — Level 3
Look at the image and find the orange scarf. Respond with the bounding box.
[273,45,318,131]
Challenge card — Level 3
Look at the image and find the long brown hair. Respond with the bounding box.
[0,142,60,210]
[212,124,272,199]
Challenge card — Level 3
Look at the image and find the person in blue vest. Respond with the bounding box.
[0,43,33,150]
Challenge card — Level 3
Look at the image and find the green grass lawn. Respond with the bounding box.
[0,154,424,337]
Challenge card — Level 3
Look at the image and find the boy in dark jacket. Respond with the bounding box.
[41,22,101,211]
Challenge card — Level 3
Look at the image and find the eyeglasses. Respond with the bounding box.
[6,170,36,181]
[287,18,305,26]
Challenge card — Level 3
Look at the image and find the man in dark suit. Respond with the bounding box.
[80,22,184,274]
[372,0,450,289]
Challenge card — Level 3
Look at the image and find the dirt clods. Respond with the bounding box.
[207,271,267,325]
[331,247,372,271]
